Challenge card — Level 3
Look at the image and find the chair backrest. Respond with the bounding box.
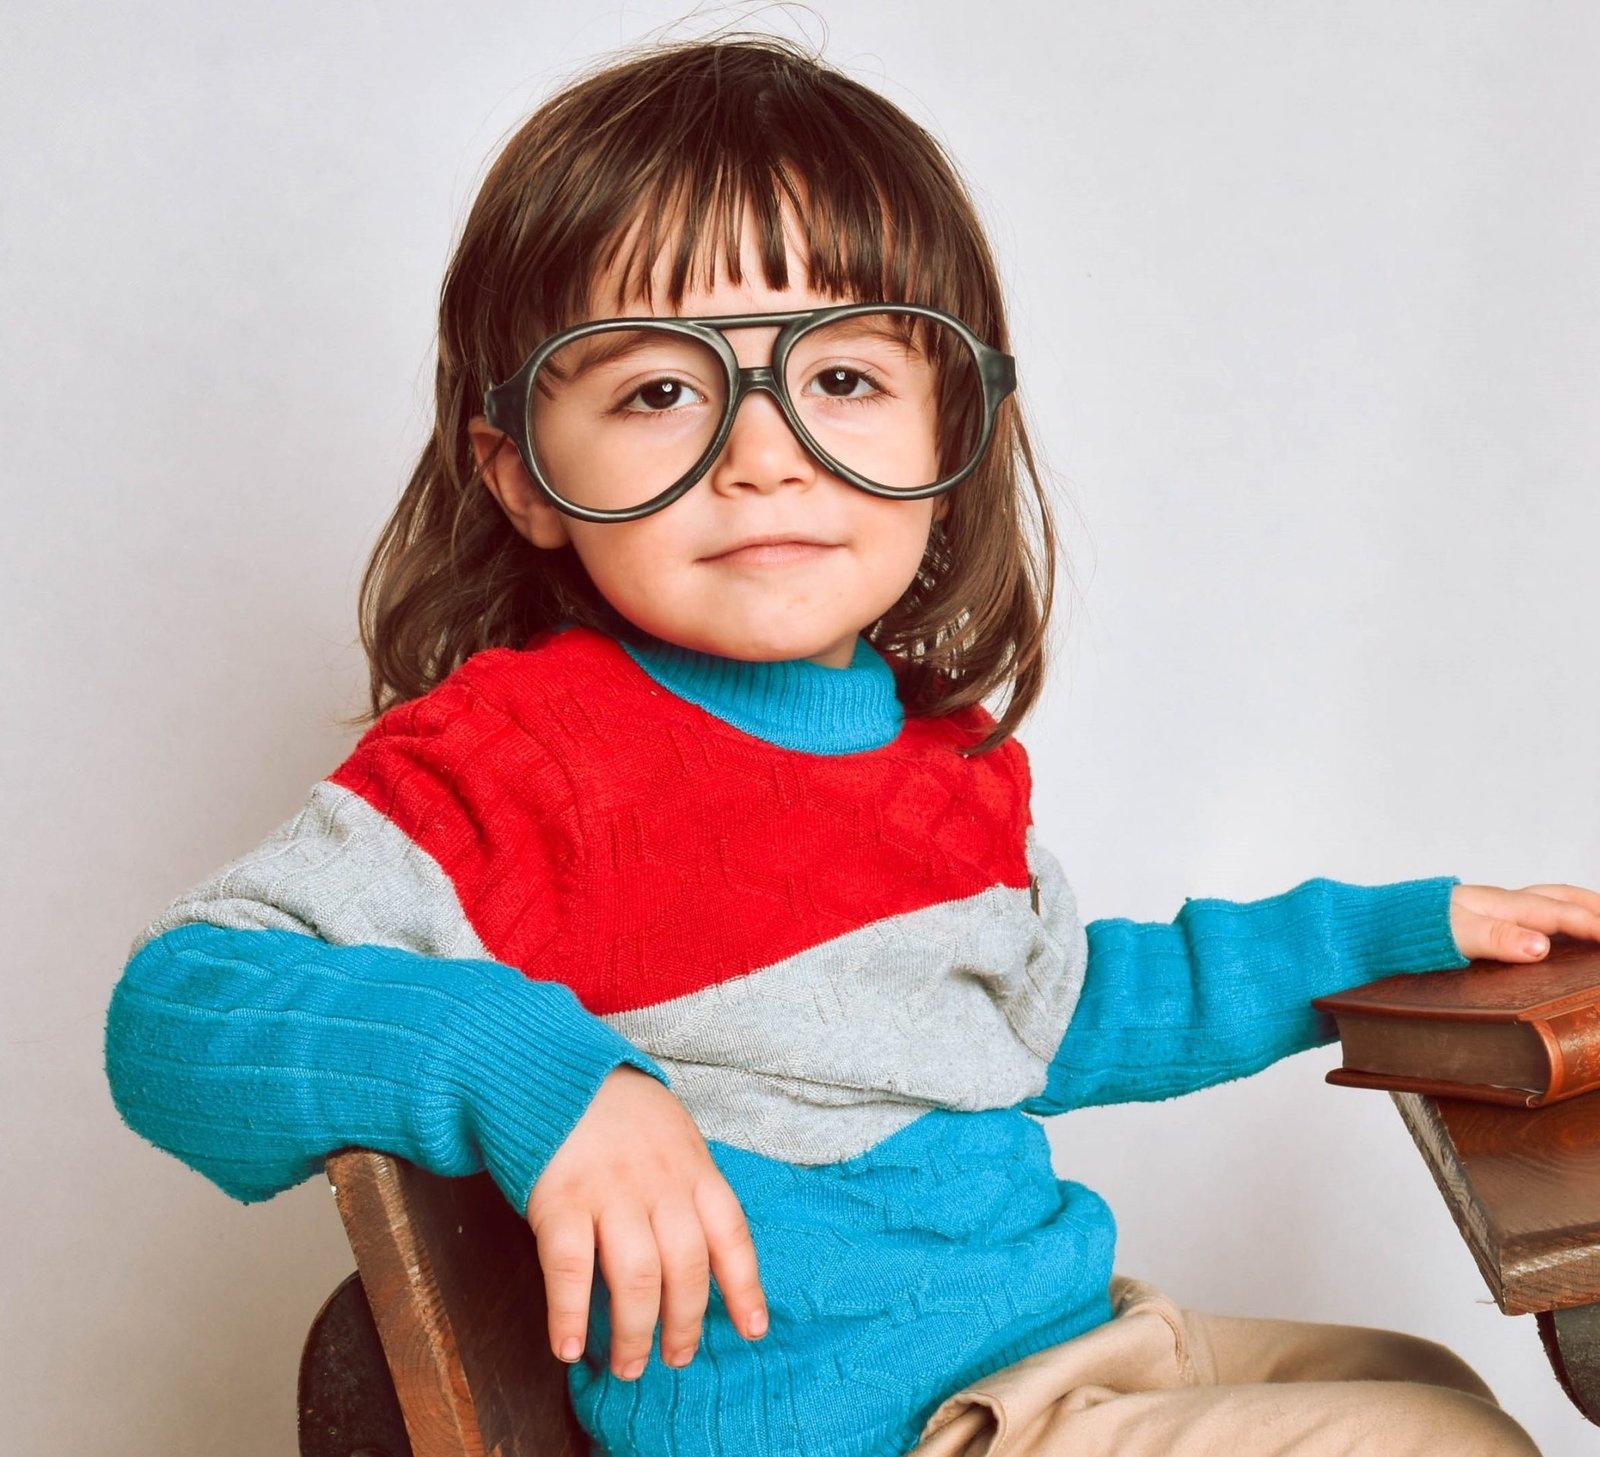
[323,1148,588,1457]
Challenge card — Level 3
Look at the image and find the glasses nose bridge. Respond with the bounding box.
[725,361,799,429]
[734,362,780,394]
[715,364,820,494]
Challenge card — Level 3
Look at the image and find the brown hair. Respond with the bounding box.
[346,30,1067,755]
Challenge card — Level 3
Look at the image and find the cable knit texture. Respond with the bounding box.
[104,623,1471,1457]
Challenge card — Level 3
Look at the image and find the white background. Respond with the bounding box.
[4,2,1597,1453]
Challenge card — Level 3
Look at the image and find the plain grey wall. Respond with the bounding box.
[4,2,1597,1453]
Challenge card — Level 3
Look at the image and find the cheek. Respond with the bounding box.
[881,503,940,561]
[563,521,688,606]
[854,504,940,601]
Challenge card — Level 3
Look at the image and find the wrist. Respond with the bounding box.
[429,961,672,1214]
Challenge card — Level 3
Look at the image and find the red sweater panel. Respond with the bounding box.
[329,626,1035,1015]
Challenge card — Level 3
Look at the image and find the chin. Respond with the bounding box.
[618,604,861,664]
[715,638,817,662]
[700,629,842,663]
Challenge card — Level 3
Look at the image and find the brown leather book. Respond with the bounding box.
[1311,934,1600,1108]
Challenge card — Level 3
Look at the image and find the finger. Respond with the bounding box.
[696,1175,768,1342]
[596,1202,663,1380]
[1468,883,1600,924]
[1483,887,1600,945]
[1519,884,1600,923]
[1524,897,1600,945]
[531,1207,597,1365]
[651,1197,712,1368]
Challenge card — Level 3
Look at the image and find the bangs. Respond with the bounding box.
[516,36,981,334]
[586,155,913,319]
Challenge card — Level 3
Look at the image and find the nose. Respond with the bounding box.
[706,378,819,496]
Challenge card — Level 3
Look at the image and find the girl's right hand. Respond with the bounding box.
[526,1064,769,1380]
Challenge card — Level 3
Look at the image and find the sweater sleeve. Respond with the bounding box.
[1019,874,1470,1116]
[104,666,671,1217]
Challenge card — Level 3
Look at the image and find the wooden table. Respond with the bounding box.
[1392,1088,1600,1423]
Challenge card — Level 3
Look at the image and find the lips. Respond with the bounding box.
[704,534,838,560]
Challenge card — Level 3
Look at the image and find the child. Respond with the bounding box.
[104,33,1591,1457]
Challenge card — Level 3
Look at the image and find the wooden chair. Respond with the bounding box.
[297,1149,587,1457]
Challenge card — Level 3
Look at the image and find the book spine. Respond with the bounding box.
[1533,1003,1600,1102]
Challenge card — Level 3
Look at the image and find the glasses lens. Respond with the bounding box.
[784,310,985,490]
[528,326,728,514]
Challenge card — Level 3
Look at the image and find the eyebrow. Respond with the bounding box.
[549,329,677,380]
[806,313,922,354]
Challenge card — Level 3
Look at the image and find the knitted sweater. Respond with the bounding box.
[104,623,1470,1457]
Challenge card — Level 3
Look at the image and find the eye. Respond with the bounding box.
[616,377,707,414]
[805,366,885,401]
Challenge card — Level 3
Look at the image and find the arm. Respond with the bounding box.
[1020,872,1469,1116]
[104,668,670,1217]
[106,923,666,1213]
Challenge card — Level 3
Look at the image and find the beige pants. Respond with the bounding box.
[909,1274,1541,1457]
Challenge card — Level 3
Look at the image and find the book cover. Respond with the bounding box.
[1311,934,1600,1107]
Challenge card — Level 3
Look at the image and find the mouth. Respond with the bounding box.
[701,535,842,565]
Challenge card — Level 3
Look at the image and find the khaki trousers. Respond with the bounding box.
[908,1274,1541,1457]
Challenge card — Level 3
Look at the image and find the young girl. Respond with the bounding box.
[105,33,1592,1457]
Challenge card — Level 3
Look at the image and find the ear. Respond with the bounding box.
[932,493,952,524]
[467,417,572,550]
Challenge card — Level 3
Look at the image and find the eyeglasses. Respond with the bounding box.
[482,302,1016,523]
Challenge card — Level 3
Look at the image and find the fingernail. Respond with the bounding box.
[559,1338,581,1361]
[622,1358,646,1380]
[1525,936,1549,956]
[747,1308,768,1337]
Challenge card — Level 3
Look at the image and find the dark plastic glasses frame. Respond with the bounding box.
[482,301,1017,524]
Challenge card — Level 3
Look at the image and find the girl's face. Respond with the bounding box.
[469,207,948,668]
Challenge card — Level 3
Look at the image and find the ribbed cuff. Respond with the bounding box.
[433,962,673,1218]
[1307,873,1470,985]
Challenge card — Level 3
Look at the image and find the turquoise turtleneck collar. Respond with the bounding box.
[613,629,905,754]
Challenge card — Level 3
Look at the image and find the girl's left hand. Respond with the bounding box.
[1450,883,1600,963]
